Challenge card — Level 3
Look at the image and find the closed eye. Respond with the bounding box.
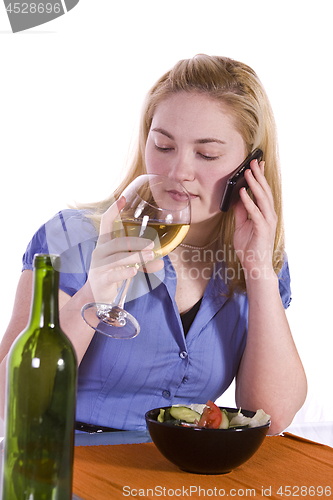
[155,145,174,152]
[198,153,220,161]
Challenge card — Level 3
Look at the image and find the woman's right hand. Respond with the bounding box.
[86,197,159,304]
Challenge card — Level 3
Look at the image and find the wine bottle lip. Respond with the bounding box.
[33,253,61,270]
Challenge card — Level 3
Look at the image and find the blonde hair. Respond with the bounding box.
[78,54,285,294]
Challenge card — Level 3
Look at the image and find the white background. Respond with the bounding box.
[0,0,332,425]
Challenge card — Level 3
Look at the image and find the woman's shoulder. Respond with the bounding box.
[45,208,98,242]
[22,209,98,272]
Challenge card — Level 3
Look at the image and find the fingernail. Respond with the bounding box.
[143,251,155,261]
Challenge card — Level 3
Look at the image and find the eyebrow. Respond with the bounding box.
[195,138,226,145]
[152,128,174,140]
[151,128,226,145]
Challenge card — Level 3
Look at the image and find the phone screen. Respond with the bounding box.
[220,148,263,212]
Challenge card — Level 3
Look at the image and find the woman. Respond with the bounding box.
[0,55,307,434]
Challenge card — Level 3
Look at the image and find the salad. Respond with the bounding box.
[157,400,270,429]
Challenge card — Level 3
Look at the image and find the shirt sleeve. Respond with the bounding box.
[278,256,292,309]
[22,210,98,297]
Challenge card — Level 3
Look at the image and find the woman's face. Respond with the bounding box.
[145,92,247,225]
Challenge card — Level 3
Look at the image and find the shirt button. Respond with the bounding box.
[162,390,171,399]
[182,377,188,384]
[179,351,188,359]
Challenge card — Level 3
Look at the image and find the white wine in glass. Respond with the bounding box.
[113,220,190,259]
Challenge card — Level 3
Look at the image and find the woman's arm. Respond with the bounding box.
[0,197,162,419]
[235,273,307,435]
[233,160,307,435]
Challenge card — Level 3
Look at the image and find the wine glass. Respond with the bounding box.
[81,174,191,339]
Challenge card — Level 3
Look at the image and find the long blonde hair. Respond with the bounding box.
[78,54,285,293]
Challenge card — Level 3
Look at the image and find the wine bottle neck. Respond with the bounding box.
[29,264,60,329]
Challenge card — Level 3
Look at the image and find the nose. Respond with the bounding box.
[168,153,195,183]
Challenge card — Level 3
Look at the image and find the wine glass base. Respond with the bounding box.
[81,303,140,339]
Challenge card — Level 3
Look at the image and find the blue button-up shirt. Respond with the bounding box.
[23,210,291,430]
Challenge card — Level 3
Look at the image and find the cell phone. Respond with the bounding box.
[220,148,263,212]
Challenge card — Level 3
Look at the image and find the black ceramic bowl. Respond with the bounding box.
[145,406,270,474]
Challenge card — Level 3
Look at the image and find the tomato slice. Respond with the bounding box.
[197,400,222,429]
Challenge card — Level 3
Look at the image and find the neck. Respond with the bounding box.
[181,215,221,249]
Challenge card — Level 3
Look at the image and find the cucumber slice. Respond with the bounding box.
[170,406,201,423]
[157,409,165,422]
[163,408,173,421]
[219,409,230,429]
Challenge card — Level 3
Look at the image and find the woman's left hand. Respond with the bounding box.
[233,159,277,280]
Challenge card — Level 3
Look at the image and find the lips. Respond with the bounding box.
[166,190,188,202]
[167,189,198,201]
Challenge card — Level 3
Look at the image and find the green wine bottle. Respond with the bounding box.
[1,254,77,500]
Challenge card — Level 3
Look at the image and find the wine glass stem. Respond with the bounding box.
[113,277,133,309]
